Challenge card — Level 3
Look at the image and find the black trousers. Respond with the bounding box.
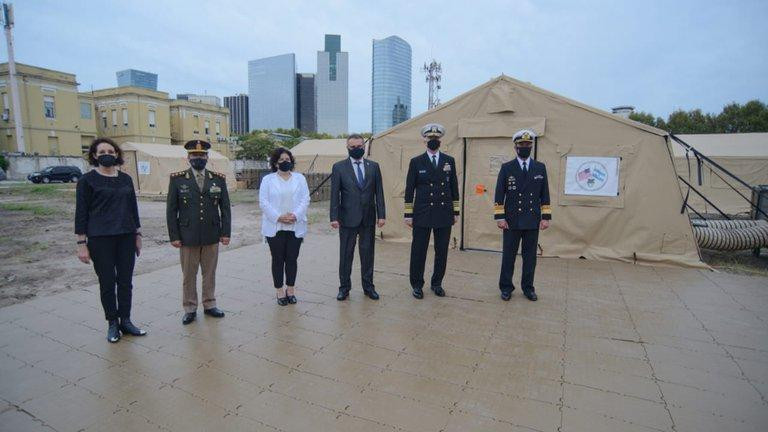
[88,234,136,321]
[266,231,303,288]
[499,228,539,293]
[410,225,451,289]
[338,224,376,293]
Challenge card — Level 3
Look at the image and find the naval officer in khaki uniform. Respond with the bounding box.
[166,140,231,325]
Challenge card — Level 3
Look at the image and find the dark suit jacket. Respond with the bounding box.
[330,158,386,228]
[166,168,231,246]
[493,159,551,230]
[404,152,460,228]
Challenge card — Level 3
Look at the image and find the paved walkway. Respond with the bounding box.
[1,238,767,431]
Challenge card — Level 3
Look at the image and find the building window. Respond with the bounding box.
[193,114,199,134]
[215,121,221,135]
[111,109,117,127]
[204,120,210,135]
[148,110,156,128]
[101,111,107,128]
[80,102,92,119]
[43,96,56,119]
[122,108,128,126]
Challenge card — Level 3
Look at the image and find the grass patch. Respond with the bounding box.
[0,202,60,216]
[0,183,73,199]
[229,189,258,204]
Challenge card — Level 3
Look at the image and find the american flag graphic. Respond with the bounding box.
[577,167,591,182]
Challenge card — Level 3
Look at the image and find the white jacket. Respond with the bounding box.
[259,172,310,238]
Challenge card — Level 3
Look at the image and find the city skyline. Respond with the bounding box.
[7,1,768,134]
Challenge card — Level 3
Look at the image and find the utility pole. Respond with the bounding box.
[2,2,24,153]
[422,59,442,110]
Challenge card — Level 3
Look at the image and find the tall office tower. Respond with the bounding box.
[224,94,249,135]
[372,36,412,134]
[248,54,296,130]
[315,34,348,136]
[296,73,316,133]
[116,69,158,91]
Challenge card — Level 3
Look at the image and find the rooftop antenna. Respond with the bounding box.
[422,59,442,109]
[2,2,24,153]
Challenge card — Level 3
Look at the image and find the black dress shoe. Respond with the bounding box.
[336,291,349,301]
[500,291,512,301]
[287,294,297,304]
[277,295,289,306]
[204,307,225,318]
[523,291,538,301]
[431,286,446,297]
[119,318,147,336]
[364,289,379,300]
[182,312,196,325]
[412,287,424,299]
[107,319,121,343]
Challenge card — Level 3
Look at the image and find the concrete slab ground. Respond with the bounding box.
[1,237,767,431]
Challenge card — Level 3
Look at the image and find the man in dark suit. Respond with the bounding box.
[494,129,551,302]
[167,140,231,324]
[404,123,460,299]
[330,134,386,301]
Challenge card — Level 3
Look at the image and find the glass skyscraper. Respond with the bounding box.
[372,36,412,134]
[248,54,296,131]
[116,69,158,91]
[224,94,249,135]
[296,73,316,133]
[316,35,348,136]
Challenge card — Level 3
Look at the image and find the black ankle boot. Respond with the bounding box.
[119,318,147,336]
[107,319,121,343]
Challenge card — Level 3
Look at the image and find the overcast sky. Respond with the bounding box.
[6,0,767,133]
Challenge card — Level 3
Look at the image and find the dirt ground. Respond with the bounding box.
[0,183,334,308]
[1,183,766,307]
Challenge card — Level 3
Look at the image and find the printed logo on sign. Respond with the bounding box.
[575,161,608,191]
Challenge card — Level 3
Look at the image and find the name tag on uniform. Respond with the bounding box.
[419,169,427,174]
[443,164,451,172]
[210,185,221,194]
[534,174,544,180]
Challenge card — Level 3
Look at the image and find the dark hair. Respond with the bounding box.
[346,133,364,143]
[269,147,295,172]
[87,137,124,166]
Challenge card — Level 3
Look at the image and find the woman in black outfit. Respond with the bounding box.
[75,137,146,343]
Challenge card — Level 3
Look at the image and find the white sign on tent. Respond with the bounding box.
[137,161,151,175]
[564,156,620,196]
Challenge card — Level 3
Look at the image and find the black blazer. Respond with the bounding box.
[493,159,551,230]
[404,152,460,228]
[166,168,232,246]
[330,158,386,227]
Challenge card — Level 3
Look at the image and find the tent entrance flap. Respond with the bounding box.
[462,137,532,252]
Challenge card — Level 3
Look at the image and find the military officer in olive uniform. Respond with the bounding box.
[167,140,231,324]
[494,129,551,302]
[404,123,460,299]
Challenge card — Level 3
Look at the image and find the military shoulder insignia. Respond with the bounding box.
[171,170,186,177]
[210,170,226,178]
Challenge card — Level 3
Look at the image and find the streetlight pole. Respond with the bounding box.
[2,2,24,153]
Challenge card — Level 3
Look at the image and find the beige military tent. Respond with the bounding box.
[120,142,236,195]
[370,75,706,268]
[672,133,768,216]
[292,139,352,173]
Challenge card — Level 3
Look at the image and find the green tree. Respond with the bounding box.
[630,99,768,133]
[235,135,275,160]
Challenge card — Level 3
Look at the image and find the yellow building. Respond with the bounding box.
[91,86,171,145]
[169,99,231,157]
[0,63,98,155]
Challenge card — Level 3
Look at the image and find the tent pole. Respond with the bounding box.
[678,176,731,220]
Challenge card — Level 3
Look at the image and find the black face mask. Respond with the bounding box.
[515,146,532,159]
[97,154,117,167]
[278,161,293,172]
[190,158,207,170]
[427,139,441,151]
[348,147,365,160]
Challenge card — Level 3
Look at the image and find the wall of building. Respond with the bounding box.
[248,54,296,130]
[0,63,98,156]
[316,51,348,136]
[92,87,171,145]
[169,100,231,157]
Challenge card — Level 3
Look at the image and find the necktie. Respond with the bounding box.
[432,155,437,167]
[196,171,204,189]
[355,161,364,188]
[522,161,528,174]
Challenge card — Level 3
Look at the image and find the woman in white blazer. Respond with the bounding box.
[259,147,310,305]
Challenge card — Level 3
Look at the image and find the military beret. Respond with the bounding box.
[512,129,536,144]
[184,139,211,153]
[421,123,445,138]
